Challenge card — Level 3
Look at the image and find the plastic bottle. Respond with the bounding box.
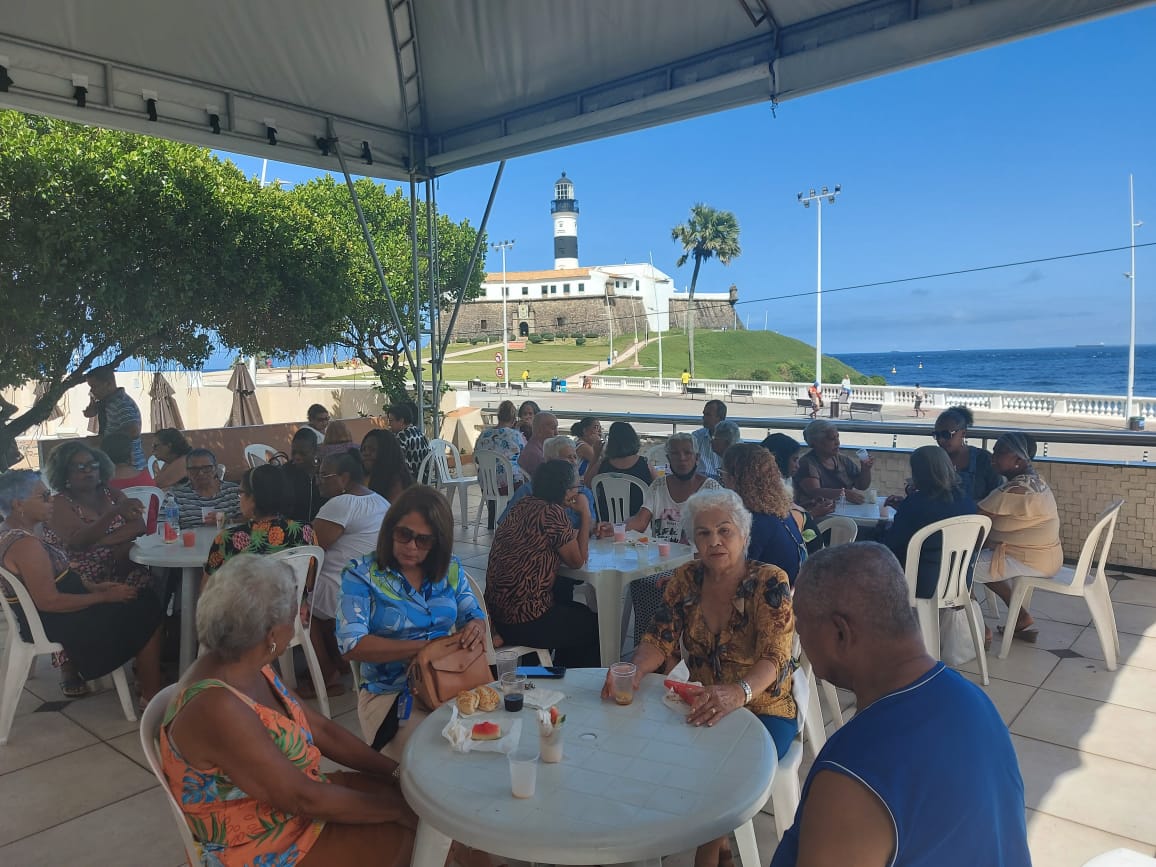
[162,493,180,544]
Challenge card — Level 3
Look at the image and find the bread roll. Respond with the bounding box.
[474,685,501,712]
[456,690,480,715]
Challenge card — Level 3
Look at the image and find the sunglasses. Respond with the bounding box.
[933,428,960,440]
[69,461,101,472]
[393,525,436,550]
[187,464,217,474]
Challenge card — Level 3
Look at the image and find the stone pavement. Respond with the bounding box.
[2,483,1155,865]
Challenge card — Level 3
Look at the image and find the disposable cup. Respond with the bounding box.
[856,448,870,461]
[540,727,564,763]
[613,523,627,543]
[181,530,196,547]
[610,662,637,706]
[657,541,672,558]
[509,747,539,798]
[495,649,518,681]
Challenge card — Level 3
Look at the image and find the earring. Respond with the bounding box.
[269,641,278,656]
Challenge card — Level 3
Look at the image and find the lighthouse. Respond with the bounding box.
[551,172,579,269]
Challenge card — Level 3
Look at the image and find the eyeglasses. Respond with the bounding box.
[69,461,100,472]
[933,429,960,440]
[393,525,436,550]
[187,465,217,474]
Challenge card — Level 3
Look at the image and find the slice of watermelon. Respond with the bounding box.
[663,679,705,703]
[471,721,501,740]
[549,706,566,726]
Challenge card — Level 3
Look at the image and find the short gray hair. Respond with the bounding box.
[665,432,696,456]
[197,554,297,662]
[43,442,114,492]
[712,421,741,449]
[794,542,918,639]
[802,419,837,446]
[682,487,752,546]
[0,470,41,519]
[543,435,576,460]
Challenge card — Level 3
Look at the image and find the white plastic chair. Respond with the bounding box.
[644,442,669,469]
[418,438,477,529]
[244,443,276,468]
[816,515,858,547]
[147,454,163,479]
[0,566,137,744]
[462,570,552,667]
[590,472,649,524]
[139,683,202,866]
[998,498,1124,669]
[268,546,331,718]
[903,514,992,685]
[472,451,515,542]
[1082,849,1156,866]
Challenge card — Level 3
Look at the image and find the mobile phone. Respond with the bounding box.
[517,665,566,678]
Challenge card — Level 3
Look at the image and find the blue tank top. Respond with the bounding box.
[770,663,1030,867]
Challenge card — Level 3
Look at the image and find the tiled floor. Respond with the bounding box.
[2,503,1156,866]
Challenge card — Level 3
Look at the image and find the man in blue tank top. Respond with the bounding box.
[772,542,1031,866]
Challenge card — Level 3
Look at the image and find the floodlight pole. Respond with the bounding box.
[797,185,841,387]
[491,240,515,390]
[1126,174,1142,424]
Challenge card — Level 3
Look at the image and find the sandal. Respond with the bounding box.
[60,673,89,698]
[997,624,1039,644]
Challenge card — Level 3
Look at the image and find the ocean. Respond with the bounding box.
[837,345,1156,397]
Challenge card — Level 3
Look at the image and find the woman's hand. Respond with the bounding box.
[600,666,642,700]
[96,583,138,603]
[457,618,486,650]
[809,497,835,518]
[686,683,746,727]
[844,488,867,505]
[860,456,875,471]
[563,488,584,511]
[116,498,144,521]
[594,521,614,539]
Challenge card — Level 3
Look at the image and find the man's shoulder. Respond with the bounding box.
[218,481,240,493]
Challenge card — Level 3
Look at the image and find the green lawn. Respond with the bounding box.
[610,330,877,383]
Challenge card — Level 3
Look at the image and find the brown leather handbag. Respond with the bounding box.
[407,635,491,712]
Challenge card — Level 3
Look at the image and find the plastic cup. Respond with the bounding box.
[495,649,518,682]
[500,672,526,711]
[856,448,870,462]
[610,662,637,706]
[181,530,196,547]
[540,727,564,763]
[509,746,539,798]
[657,541,672,558]
[613,523,627,543]
[214,510,226,530]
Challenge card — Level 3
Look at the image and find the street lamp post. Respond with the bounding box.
[490,239,515,391]
[1126,175,1143,425]
[797,184,841,387]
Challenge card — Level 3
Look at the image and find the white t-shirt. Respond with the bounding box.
[302,424,326,444]
[641,476,721,543]
[311,491,390,618]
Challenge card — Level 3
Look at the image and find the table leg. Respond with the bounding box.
[732,819,760,867]
[410,819,454,867]
[179,566,198,673]
[592,573,624,666]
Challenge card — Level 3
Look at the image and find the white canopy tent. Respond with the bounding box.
[1,0,1149,423]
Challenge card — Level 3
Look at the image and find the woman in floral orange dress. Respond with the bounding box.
[203,465,314,589]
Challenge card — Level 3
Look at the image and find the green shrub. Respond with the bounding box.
[575,337,586,346]
[570,331,584,340]
[541,332,555,341]
[456,336,470,344]
[528,334,544,344]
[585,332,599,339]
[750,368,771,381]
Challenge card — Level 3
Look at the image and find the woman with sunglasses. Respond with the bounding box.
[337,486,486,759]
[933,406,1003,502]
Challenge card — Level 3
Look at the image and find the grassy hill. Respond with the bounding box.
[611,330,882,384]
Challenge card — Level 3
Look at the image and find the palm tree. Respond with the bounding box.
[671,204,741,377]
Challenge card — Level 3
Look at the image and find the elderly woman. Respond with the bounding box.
[361,429,414,503]
[0,470,163,704]
[722,444,809,585]
[627,433,719,543]
[500,436,599,531]
[150,428,193,489]
[516,399,541,440]
[608,487,796,867]
[570,417,604,479]
[934,405,1003,502]
[883,446,978,599]
[973,433,1062,642]
[794,419,873,508]
[204,464,315,584]
[161,554,416,866]
[338,486,486,757]
[486,460,600,668]
[586,420,654,518]
[305,448,390,698]
[171,448,242,529]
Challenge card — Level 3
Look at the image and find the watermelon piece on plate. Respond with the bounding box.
[470,721,501,741]
[663,679,705,703]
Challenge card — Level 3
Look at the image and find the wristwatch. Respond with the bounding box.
[739,679,753,705]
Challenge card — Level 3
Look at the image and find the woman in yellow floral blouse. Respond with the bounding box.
[605,487,797,867]
[202,465,315,589]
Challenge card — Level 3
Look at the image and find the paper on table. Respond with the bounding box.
[442,707,522,754]
[523,687,565,709]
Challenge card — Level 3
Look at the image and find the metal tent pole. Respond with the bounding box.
[410,177,425,428]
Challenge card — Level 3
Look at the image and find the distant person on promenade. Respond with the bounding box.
[839,375,852,403]
[913,384,927,418]
[807,382,823,419]
[771,543,1030,867]
[933,406,1003,501]
[692,399,727,479]
[794,420,873,508]
[302,404,331,443]
[83,365,145,469]
[521,368,530,387]
[681,369,691,393]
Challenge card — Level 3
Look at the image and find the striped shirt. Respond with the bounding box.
[99,389,145,469]
[171,480,243,530]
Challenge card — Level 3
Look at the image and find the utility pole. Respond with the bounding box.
[797,184,842,385]
[490,239,515,391]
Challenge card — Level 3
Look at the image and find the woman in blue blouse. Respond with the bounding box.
[337,486,486,759]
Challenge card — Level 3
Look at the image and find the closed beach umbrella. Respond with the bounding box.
[33,381,65,423]
[149,372,184,431]
[226,362,263,427]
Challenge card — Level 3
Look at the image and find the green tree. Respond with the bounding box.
[0,111,351,442]
[290,177,484,407]
[671,204,741,377]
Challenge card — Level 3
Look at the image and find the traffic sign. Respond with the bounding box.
[494,352,504,363]
[495,366,504,378]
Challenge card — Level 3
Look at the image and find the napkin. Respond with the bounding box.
[523,687,565,709]
[442,707,522,754]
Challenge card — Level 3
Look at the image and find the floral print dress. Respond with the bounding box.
[43,487,153,590]
[160,666,326,866]
[204,516,315,576]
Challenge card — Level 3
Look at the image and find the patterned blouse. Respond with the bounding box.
[159,666,326,866]
[641,560,797,721]
[395,425,431,482]
[336,556,485,696]
[204,516,316,575]
[474,424,527,486]
[485,497,577,625]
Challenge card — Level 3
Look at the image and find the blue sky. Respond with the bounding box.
[222,6,1155,354]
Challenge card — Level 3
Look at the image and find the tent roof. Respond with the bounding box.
[0,0,1149,180]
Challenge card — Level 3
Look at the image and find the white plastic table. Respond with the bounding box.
[559,539,694,665]
[401,668,775,867]
[130,526,218,673]
[833,496,895,526]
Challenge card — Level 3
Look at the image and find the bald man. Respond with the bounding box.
[516,411,558,477]
[772,543,1030,867]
